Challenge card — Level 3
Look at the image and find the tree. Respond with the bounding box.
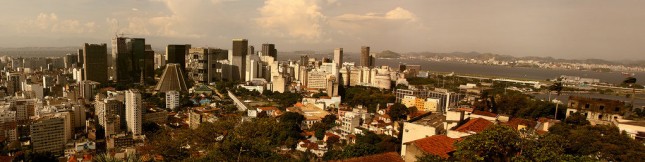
[416,154,446,162]
[387,103,409,121]
[623,77,637,107]
[312,122,327,140]
[563,112,590,127]
[326,135,340,150]
[279,112,305,126]
[454,125,521,161]
[322,114,337,129]
[548,82,564,119]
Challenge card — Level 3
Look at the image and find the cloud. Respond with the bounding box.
[19,12,97,34]
[107,0,219,38]
[334,7,416,22]
[256,0,326,41]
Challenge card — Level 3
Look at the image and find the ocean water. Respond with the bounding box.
[280,54,645,85]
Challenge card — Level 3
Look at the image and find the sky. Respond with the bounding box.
[1,0,644,60]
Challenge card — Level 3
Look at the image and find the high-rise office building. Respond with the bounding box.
[30,115,65,154]
[262,44,277,59]
[166,44,191,72]
[360,46,370,67]
[334,48,343,67]
[248,45,255,55]
[77,49,84,67]
[83,43,108,84]
[232,39,248,81]
[144,44,155,82]
[95,97,126,133]
[187,48,228,84]
[113,37,147,83]
[126,89,142,135]
[64,53,78,69]
[112,37,127,81]
[129,38,146,82]
[72,105,86,129]
[154,53,166,69]
[300,55,309,66]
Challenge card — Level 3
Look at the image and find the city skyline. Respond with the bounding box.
[1,0,645,60]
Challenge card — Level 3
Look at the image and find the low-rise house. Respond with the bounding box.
[402,135,457,162]
[502,118,537,131]
[401,112,445,157]
[467,110,498,122]
[616,119,645,140]
[447,118,494,138]
[535,117,560,134]
[188,107,218,129]
[286,103,329,129]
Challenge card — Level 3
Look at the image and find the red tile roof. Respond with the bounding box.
[455,118,494,133]
[503,118,537,130]
[410,135,457,159]
[472,110,497,117]
[258,106,278,111]
[334,152,403,162]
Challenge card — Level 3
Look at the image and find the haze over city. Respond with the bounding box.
[1,0,645,60]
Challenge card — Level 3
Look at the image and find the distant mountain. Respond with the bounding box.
[375,50,401,58]
[403,51,640,66]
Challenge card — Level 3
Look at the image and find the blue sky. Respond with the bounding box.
[1,0,644,60]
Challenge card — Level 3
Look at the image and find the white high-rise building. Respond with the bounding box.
[166,91,180,110]
[126,89,142,135]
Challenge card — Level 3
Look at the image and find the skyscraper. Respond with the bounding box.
[83,43,108,84]
[360,46,370,67]
[77,49,84,67]
[187,48,228,84]
[334,48,343,67]
[232,39,248,81]
[144,44,155,82]
[112,37,127,81]
[64,53,78,69]
[300,55,309,66]
[113,37,147,83]
[126,89,142,135]
[129,38,146,82]
[262,44,277,59]
[166,44,191,72]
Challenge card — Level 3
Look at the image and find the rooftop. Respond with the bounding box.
[410,135,457,159]
[471,110,497,117]
[410,112,446,128]
[454,118,494,133]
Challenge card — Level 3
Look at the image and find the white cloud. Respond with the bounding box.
[108,0,217,38]
[256,0,326,41]
[19,12,97,34]
[334,7,416,22]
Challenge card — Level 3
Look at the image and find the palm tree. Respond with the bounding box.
[548,82,563,119]
[623,77,637,108]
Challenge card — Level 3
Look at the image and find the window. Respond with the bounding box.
[585,104,590,109]
[615,107,620,112]
[599,105,605,111]
[598,115,603,119]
